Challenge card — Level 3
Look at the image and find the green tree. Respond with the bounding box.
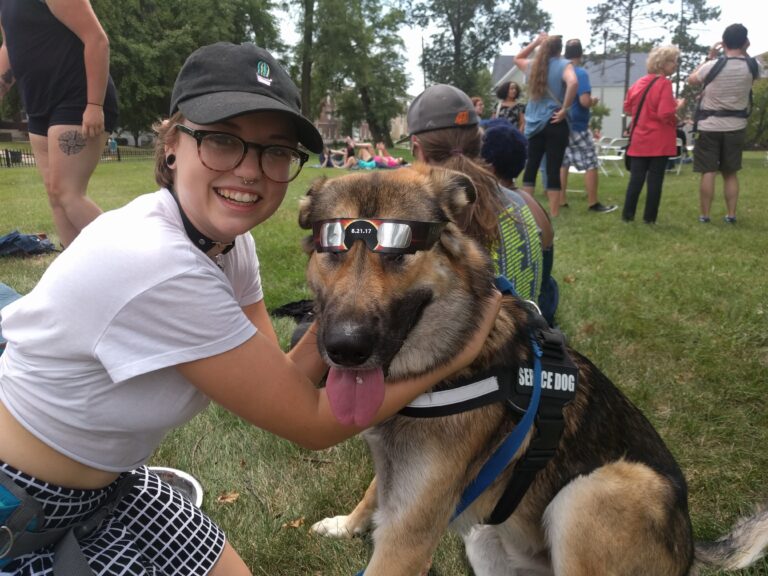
[92,0,281,145]
[589,101,611,133]
[411,0,550,96]
[746,78,768,148]
[588,0,671,132]
[309,0,409,146]
[670,0,721,97]
[0,84,22,123]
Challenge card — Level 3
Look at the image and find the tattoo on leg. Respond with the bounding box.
[58,130,87,155]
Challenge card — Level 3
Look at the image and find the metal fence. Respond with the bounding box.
[1,146,154,168]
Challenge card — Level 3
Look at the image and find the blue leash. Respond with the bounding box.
[451,335,542,520]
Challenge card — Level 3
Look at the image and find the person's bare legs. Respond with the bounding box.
[559,166,569,206]
[722,170,739,219]
[698,171,717,220]
[546,189,561,217]
[585,168,599,206]
[209,541,252,576]
[30,125,105,247]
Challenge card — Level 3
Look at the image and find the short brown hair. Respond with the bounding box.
[153,112,184,189]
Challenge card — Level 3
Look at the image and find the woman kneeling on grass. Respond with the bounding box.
[0,42,499,576]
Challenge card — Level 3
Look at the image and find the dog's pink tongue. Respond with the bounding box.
[326,367,385,428]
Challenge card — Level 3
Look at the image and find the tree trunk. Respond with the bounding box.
[622,4,635,134]
[358,85,385,144]
[300,0,315,119]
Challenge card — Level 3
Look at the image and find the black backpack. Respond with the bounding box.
[693,56,760,134]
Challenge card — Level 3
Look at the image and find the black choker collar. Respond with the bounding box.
[168,188,235,259]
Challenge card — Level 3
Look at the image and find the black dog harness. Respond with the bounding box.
[399,278,578,524]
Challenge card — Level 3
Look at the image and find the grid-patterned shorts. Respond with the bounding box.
[0,463,225,575]
[562,129,599,171]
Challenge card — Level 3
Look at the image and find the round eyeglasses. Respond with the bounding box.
[175,124,309,183]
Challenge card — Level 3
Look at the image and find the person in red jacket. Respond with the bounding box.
[621,45,686,224]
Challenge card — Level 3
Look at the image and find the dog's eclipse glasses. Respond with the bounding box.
[312,218,446,254]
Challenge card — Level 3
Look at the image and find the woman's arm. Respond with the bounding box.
[551,63,577,124]
[0,19,15,101]
[177,291,501,450]
[243,299,329,385]
[514,32,547,74]
[46,0,110,139]
[656,78,684,124]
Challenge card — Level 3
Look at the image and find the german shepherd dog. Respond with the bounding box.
[298,165,768,575]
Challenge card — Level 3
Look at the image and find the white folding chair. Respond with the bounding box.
[666,138,684,175]
[597,137,628,177]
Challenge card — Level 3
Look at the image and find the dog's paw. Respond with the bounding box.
[310,515,359,539]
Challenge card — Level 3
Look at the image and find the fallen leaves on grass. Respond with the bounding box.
[282,517,305,529]
[216,491,240,504]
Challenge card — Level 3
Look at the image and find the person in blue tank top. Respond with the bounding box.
[514,33,577,217]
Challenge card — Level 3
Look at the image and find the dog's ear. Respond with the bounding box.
[298,176,328,230]
[431,168,477,229]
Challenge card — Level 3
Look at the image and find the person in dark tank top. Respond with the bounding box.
[0,0,119,247]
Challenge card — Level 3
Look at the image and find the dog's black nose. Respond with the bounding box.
[324,323,376,367]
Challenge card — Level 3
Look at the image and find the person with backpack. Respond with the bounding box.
[687,23,760,224]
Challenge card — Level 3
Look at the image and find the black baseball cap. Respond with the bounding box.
[396,84,478,144]
[170,42,323,153]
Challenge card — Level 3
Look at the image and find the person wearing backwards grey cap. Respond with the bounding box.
[0,43,499,575]
[402,83,547,308]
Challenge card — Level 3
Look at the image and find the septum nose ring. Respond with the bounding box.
[241,177,257,185]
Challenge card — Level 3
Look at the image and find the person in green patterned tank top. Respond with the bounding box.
[401,84,557,324]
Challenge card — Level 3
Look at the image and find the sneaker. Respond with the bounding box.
[148,467,204,507]
[698,216,711,223]
[588,202,618,213]
[724,215,737,224]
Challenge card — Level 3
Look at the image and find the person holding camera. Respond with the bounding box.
[687,23,759,224]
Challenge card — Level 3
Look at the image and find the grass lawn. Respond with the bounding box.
[1,152,766,575]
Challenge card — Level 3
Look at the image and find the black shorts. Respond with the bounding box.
[0,463,225,575]
[26,82,119,136]
[693,129,746,173]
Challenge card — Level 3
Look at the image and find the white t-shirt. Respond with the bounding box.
[0,189,262,472]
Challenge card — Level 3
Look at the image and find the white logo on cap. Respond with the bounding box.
[256,60,273,86]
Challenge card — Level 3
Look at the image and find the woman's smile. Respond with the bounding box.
[215,186,262,206]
